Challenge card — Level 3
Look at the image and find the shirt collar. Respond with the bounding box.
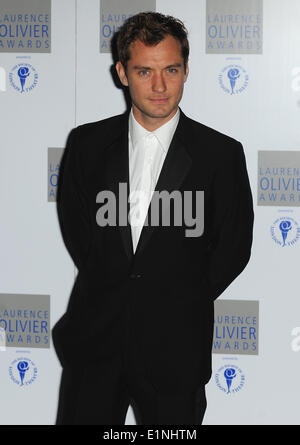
[129,108,180,153]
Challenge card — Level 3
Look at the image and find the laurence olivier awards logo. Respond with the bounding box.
[219,64,249,95]
[0,293,50,349]
[270,216,300,247]
[100,0,156,53]
[206,0,263,54]
[48,148,63,201]
[258,151,300,206]
[0,0,51,53]
[213,300,259,355]
[9,357,38,387]
[215,364,245,395]
[9,63,38,93]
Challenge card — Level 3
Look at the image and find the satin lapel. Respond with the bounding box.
[134,113,192,258]
[105,114,134,261]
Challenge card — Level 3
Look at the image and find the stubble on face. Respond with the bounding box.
[116,35,189,131]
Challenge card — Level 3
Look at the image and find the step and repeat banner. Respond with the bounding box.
[1,0,300,425]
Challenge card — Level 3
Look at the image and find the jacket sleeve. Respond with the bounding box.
[206,141,254,300]
[57,127,92,271]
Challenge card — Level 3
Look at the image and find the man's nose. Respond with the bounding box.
[152,73,166,93]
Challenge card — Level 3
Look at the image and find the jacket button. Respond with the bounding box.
[130,273,142,279]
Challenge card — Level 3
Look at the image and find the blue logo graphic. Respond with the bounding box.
[227,68,240,95]
[215,364,245,395]
[17,360,29,386]
[9,357,38,387]
[219,64,249,95]
[270,216,300,247]
[279,220,292,246]
[17,67,30,93]
[224,367,236,394]
[9,63,38,94]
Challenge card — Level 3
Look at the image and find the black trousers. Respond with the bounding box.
[55,331,207,425]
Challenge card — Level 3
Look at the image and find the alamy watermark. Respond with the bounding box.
[96,183,204,237]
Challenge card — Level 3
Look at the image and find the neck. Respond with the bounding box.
[132,105,178,132]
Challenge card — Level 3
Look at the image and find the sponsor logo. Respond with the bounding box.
[9,62,38,93]
[215,364,245,394]
[9,357,38,387]
[219,64,249,95]
[270,216,300,247]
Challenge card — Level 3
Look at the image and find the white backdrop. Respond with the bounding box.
[1,0,300,425]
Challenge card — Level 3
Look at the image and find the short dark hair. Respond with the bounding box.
[116,12,189,72]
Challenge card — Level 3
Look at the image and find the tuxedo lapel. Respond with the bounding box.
[105,113,134,261]
[104,110,192,261]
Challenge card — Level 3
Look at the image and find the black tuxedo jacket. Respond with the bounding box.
[52,108,254,395]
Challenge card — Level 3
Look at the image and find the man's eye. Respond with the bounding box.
[138,70,149,76]
[167,68,178,73]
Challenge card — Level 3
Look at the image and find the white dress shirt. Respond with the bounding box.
[128,107,180,253]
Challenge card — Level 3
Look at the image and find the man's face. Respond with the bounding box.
[116,34,189,130]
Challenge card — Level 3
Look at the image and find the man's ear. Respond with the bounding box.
[115,61,129,87]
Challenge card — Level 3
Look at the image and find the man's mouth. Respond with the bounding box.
[149,97,169,103]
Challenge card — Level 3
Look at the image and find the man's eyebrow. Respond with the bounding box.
[164,63,183,69]
[133,65,152,70]
[132,63,183,70]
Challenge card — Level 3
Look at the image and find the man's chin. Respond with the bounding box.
[140,105,177,120]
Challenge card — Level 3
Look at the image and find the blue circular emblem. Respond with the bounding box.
[270,216,300,247]
[218,64,249,95]
[215,364,245,394]
[9,357,38,386]
[9,63,38,94]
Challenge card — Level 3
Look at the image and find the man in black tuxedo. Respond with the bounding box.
[52,12,254,425]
